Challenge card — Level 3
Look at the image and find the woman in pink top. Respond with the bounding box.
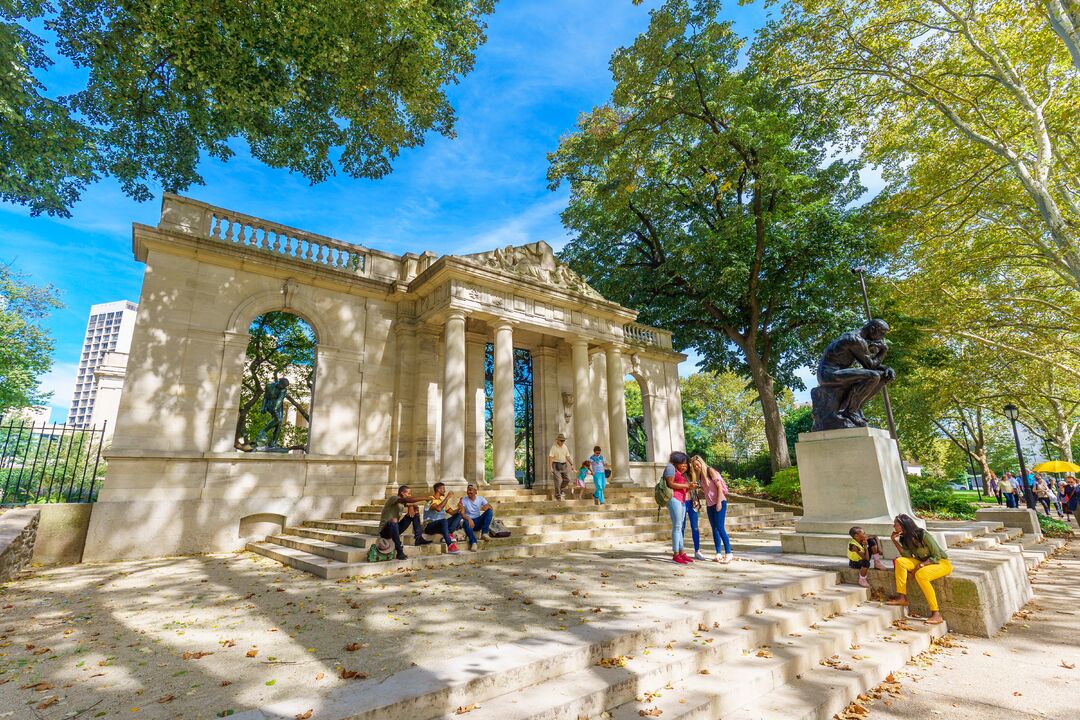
[690,455,732,563]
[664,451,692,564]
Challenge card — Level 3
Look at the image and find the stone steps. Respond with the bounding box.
[291,569,848,720]
[253,512,797,571]
[251,567,943,720]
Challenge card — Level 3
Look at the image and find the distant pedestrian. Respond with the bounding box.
[548,434,573,500]
[588,446,609,505]
[1002,472,1018,508]
[1034,475,1053,515]
[988,473,1003,506]
[1065,477,1080,528]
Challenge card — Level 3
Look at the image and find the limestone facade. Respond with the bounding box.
[83,195,686,560]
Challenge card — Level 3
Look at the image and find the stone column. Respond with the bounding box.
[440,311,468,488]
[465,332,488,485]
[570,338,593,459]
[492,321,517,485]
[605,345,630,483]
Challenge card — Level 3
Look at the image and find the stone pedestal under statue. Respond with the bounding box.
[781,427,932,558]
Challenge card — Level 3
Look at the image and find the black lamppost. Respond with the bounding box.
[1003,404,1036,510]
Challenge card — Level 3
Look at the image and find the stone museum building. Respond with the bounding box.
[84,195,686,560]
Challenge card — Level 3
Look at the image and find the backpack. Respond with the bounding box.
[366,538,395,562]
[488,518,511,539]
[654,474,673,508]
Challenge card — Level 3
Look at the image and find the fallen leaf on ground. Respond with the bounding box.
[344,643,363,651]
[596,656,632,668]
[246,648,258,658]
[31,647,51,655]
[756,649,773,658]
[1062,661,1075,670]
[638,709,662,717]
[37,697,59,710]
[455,704,480,714]
[157,695,175,703]
[220,681,233,687]
[295,711,313,720]
[182,651,213,660]
[315,673,325,681]
[339,669,368,680]
[21,681,55,691]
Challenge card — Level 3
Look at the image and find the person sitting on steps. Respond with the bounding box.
[379,485,434,561]
[886,513,952,625]
[423,482,462,555]
[847,526,890,588]
[459,484,495,552]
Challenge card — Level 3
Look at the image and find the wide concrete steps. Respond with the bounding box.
[292,567,942,720]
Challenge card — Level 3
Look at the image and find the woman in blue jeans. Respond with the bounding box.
[664,451,693,564]
[690,455,732,563]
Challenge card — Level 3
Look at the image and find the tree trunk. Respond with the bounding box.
[743,351,791,472]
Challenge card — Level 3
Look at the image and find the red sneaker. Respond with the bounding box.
[673,553,688,564]
[679,552,694,563]
[447,543,461,555]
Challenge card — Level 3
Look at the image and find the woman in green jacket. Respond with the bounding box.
[885,513,953,625]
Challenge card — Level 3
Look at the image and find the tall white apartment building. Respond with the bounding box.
[67,300,138,428]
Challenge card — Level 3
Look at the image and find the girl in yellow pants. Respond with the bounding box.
[886,514,953,625]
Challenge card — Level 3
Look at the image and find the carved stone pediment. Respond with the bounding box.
[457,241,604,300]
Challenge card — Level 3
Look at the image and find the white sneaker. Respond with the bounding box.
[481,532,490,541]
[723,553,734,564]
[858,575,870,588]
[714,553,724,563]
[694,551,706,561]
[469,542,478,552]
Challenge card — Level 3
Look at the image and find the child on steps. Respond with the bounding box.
[848,526,890,587]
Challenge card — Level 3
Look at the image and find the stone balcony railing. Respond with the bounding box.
[622,322,673,349]
[159,194,372,278]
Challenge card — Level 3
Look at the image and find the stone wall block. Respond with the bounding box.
[0,509,41,583]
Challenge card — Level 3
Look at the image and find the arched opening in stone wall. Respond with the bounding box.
[625,374,650,462]
[235,311,317,452]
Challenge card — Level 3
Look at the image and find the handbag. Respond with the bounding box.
[488,518,511,538]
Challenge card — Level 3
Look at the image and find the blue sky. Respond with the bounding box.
[0,0,802,422]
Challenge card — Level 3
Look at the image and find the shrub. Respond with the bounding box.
[726,477,762,496]
[1038,515,1074,538]
[767,467,802,505]
[907,474,976,520]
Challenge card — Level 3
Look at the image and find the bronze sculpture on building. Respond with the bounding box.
[811,319,896,431]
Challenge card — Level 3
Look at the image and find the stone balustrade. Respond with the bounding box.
[622,322,672,349]
[160,194,371,277]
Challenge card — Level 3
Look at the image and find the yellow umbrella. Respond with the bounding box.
[1031,460,1080,473]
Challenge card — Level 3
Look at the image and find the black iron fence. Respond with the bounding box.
[0,419,107,504]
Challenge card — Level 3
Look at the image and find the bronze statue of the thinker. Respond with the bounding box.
[811,319,896,431]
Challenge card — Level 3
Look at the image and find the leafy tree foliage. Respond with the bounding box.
[3,0,495,215]
[755,0,1080,289]
[681,371,794,461]
[549,0,870,471]
[236,311,315,449]
[0,264,61,415]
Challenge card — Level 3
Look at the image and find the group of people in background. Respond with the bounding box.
[990,472,1080,525]
[548,433,611,503]
[663,451,733,564]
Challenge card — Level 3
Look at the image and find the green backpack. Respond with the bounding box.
[654,474,673,508]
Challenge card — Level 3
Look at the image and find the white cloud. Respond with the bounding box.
[448,195,571,255]
[37,361,78,423]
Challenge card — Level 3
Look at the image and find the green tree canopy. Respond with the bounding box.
[548,0,871,471]
[681,371,794,460]
[3,0,495,216]
[754,0,1080,289]
[0,264,61,414]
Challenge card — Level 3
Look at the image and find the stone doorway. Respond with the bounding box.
[484,345,536,487]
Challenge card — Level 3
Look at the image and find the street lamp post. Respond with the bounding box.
[958,420,984,502]
[851,266,906,474]
[1003,404,1036,510]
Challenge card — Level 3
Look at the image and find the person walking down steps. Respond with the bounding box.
[549,434,573,500]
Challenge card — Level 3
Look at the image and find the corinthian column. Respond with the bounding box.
[605,345,630,483]
[492,321,517,485]
[440,311,467,488]
[570,338,594,459]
